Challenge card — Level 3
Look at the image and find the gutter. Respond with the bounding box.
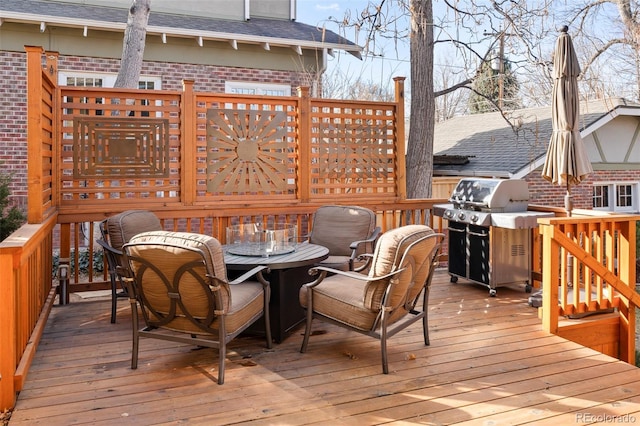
[0,11,363,58]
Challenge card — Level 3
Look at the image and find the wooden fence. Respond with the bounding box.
[53,77,404,217]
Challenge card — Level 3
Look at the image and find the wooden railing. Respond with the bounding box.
[0,215,57,410]
[55,199,449,291]
[538,213,639,363]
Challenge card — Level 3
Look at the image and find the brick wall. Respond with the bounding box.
[57,55,310,92]
[526,169,640,210]
[0,51,28,210]
[0,51,311,211]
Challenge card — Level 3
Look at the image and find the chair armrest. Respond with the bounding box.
[97,238,126,276]
[228,265,270,287]
[305,265,406,288]
[348,226,381,250]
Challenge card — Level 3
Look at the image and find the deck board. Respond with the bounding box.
[9,270,640,425]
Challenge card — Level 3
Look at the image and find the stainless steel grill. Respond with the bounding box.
[434,178,553,297]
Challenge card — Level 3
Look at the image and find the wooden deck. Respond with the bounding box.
[9,270,640,425]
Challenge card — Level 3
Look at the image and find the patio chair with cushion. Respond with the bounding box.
[96,210,162,323]
[307,205,381,272]
[299,225,444,374]
[121,230,272,385]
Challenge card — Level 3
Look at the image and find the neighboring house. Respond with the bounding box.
[433,98,640,214]
[0,0,361,209]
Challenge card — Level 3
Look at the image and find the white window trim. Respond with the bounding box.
[225,81,291,96]
[592,181,639,213]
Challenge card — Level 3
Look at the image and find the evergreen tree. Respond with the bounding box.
[469,58,520,113]
[0,170,26,241]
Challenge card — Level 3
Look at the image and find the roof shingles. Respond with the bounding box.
[433,99,628,177]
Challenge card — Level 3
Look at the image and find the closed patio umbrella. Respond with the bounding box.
[541,26,593,216]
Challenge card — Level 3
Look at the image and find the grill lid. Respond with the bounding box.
[449,178,529,212]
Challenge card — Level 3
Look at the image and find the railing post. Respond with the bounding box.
[59,223,71,296]
[181,79,196,206]
[539,221,559,334]
[394,77,407,200]
[25,46,44,224]
[618,218,636,290]
[618,218,637,363]
[49,51,61,211]
[297,86,311,203]
[0,250,17,410]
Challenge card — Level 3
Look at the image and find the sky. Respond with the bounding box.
[295,0,412,91]
[292,1,640,107]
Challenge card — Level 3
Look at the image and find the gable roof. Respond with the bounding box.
[433,98,639,178]
[0,0,362,57]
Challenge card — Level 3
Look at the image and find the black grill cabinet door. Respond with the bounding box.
[468,224,490,285]
[448,221,467,278]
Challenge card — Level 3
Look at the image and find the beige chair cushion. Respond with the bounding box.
[106,210,162,250]
[309,205,376,256]
[300,225,435,331]
[364,225,434,312]
[299,276,378,331]
[128,230,227,281]
[125,231,264,335]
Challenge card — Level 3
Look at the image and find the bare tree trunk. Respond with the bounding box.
[406,0,434,199]
[114,0,151,88]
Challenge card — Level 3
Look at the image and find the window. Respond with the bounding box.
[617,184,633,208]
[65,75,104,87]
[225,81,291,96]
[593,185,609,208]
[592,182,638,213]
[59,71,161,90]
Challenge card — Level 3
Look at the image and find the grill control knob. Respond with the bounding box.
[470,214,478,222]
[444,210,453,218]
[457,212,466,220]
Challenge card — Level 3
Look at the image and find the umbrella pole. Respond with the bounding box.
[565,187,573,217]
[564,138,573,216]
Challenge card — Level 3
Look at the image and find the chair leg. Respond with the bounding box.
[380,317,389,374]
[218,340,226,385]
[423,288,430,346]
[109,273,117,324]
[130,299,139,369]
[263,286,272,349]
[300,308,314,353]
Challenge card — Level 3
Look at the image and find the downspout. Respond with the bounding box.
[313,48,327,98]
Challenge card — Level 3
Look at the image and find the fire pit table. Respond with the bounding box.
[223,224,329,342]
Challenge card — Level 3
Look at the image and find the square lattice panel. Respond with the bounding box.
[73,117,170,179]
